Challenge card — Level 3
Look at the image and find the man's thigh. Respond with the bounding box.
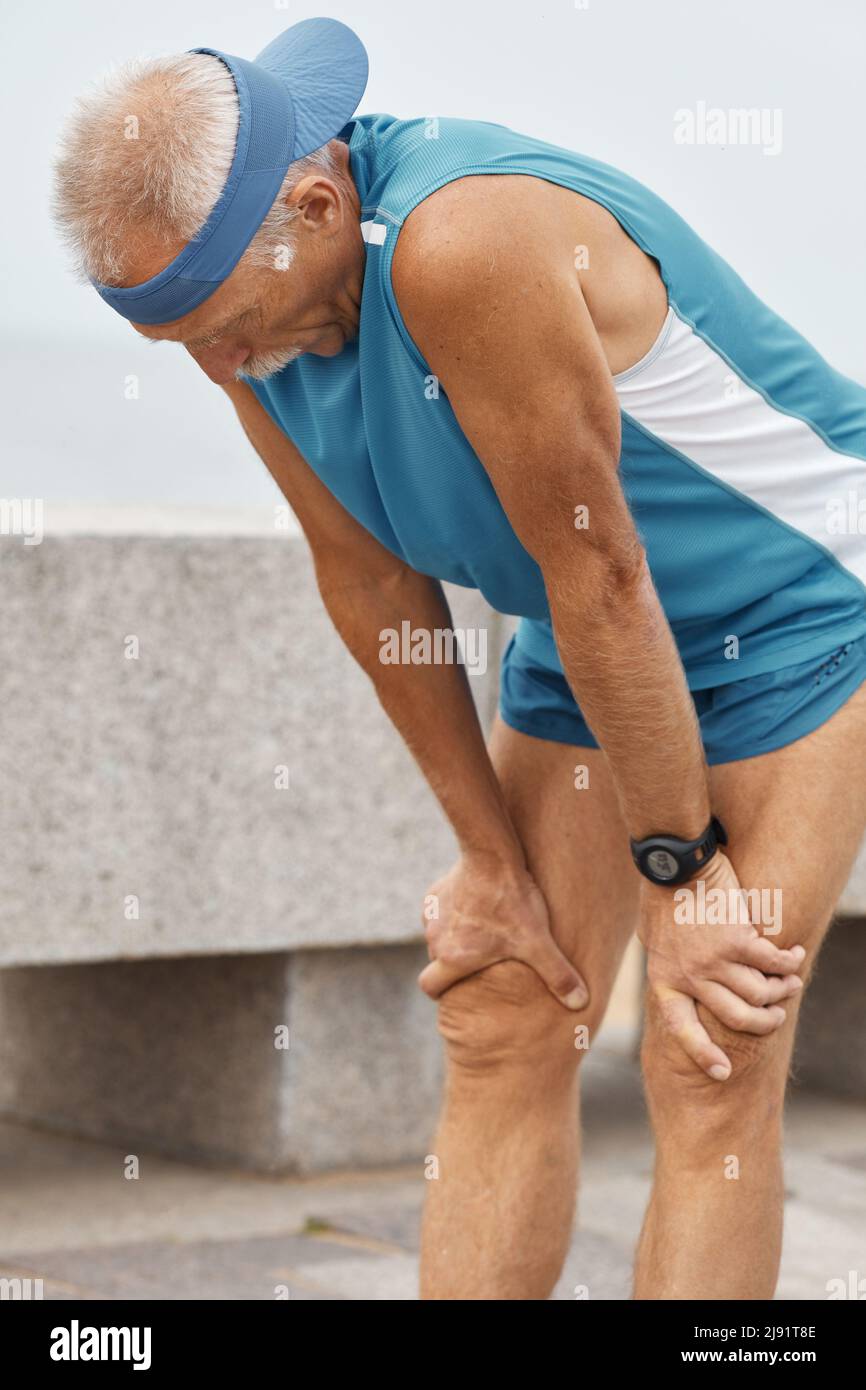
[709,680,866,960]
[484,715,639,1018]
[653,679,866,1082]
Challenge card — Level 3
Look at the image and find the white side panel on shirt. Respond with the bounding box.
[613,309,866,586]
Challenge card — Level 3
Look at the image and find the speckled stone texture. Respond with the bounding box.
[838,847,866,916]
[0,946,440,1173]
[0,529,505,965]
[793,917,866,1099]
[0,522,499,1167]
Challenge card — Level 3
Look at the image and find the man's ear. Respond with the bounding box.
[287,175,342,234]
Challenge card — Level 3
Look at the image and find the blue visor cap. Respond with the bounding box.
[93,17,369,325]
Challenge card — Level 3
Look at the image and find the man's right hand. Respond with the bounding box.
[417,851,589,1010]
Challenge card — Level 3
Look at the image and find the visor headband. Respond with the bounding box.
[92,48,296,326]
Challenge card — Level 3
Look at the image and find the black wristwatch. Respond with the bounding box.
[630,816,728,886]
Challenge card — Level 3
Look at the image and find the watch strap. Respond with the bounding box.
[630,815,728,886]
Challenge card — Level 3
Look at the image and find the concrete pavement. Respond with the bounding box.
[1,1043,863,1301]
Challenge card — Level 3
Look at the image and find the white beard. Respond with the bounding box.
[236,344,302,381]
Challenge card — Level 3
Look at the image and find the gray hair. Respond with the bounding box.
[52,52,341,286]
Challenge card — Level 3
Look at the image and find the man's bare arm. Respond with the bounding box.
[221,379,587,1006]
[221,380,520,860]
[393,177,711,842]
[392,179,808,1068]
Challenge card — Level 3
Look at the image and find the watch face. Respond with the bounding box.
[646,848,679,881]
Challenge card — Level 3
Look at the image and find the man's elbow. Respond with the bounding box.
[541,531,650,621]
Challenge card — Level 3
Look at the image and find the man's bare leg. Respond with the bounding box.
[420,717,639,1300]
[635,681,866,1300]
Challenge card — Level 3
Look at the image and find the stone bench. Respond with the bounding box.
[0,508,864,1171]
[0,507,507,1171]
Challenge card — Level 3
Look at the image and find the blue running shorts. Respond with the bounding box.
[499,619,866,766]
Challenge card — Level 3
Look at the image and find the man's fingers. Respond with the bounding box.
[418,958,476,999]
[655,986,732,1080]
[740,937,806,975]
[420,939,588,1011]
[519,936,589,1011]
[714,962,804,1008]
[696,980,788,1035]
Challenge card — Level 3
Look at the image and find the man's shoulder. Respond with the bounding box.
[392,171,579,317]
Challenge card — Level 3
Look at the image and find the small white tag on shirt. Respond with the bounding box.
[360,220,387,246]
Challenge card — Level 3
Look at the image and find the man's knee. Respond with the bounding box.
[437,959,595,1076]
[641,991,791,1145]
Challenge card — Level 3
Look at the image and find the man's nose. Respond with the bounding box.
[192,343,251,385]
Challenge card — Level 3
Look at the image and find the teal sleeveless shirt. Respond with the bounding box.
[250,114,866,686]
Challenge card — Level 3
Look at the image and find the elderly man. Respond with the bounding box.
[54,18,866,1300]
